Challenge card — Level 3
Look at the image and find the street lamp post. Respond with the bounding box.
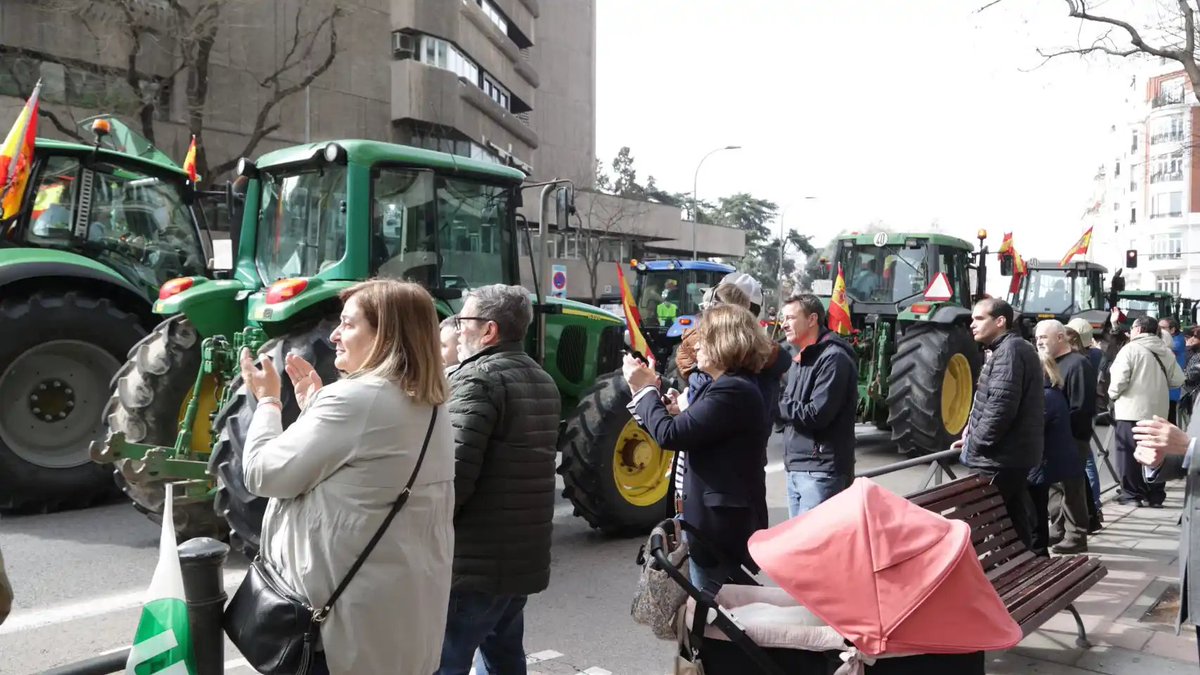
[691,145,741,260]
[777,196,817,307]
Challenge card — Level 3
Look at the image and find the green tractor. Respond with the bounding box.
[92,139,636,552]
[0,117,220,512]
[1006,259,1112,340]
[1114,289,1197,330]
[813,231,988,455]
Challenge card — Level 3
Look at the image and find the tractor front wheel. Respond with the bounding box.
[209,318,340,558]
[558,371,675,536]
[104,315,225,539]
[885,323,980,456]
[0,291,141,512]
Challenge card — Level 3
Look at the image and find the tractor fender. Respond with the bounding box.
[153,278,249,339]
[929,305,972,326]
[247,278,353,332]
[0,254,151,322]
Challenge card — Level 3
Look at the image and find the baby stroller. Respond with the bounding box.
[645,478,1023,674]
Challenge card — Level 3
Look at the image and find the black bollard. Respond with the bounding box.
[178,537,229,675]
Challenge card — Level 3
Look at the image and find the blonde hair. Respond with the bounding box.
[338,279,448,406]
[697,304,773,373]
[1040,351,1063,389]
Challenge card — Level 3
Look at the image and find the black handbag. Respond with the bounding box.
[223,407,439,674]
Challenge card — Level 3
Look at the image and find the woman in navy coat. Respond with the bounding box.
[1029,351,1081,557]
[623,304,774,594]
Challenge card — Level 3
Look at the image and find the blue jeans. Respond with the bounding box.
[786,470,851,518]
[1084,448,1102,512]
[437,590,528,675]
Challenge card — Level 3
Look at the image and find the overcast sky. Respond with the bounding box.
[595,0,1137,265]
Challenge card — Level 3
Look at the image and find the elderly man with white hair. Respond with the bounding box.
[1035,319,1097,554]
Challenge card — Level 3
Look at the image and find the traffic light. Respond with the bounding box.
[1125,249,1138,268]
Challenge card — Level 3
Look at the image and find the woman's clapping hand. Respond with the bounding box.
[284,353,323,411]
[240,347,281,401]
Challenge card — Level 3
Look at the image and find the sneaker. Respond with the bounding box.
[1051,541,1088,555]
[1048,533,1065,548]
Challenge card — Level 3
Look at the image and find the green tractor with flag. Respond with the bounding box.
[0,86,223,513]
[812,230,989,455]
[1002,228,1115,341]
[90,137,668,552]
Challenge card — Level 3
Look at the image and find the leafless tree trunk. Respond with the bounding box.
[578,191,649,300]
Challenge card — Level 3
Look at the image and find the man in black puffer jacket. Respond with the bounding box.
[957,297,1044,550]
[437,284,561,675]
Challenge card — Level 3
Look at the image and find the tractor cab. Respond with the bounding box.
[1116,290,1174,322]
[630,259,735,365]
[819,232,977,321]
[1007,260,1108,339]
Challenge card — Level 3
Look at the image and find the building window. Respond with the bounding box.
[1115,161,1121,177]
[406,121,502,164]
[1131,129,1139,152]
[1131,207,1137,224]
[1151,149,1185,183]
[1151,233,1184,260]
[1157,275,1182,296]
[1155,78,1186,107]
[0,47,167,118]
[1151,114,1186,144]
[481,74,510,111]
[1151,191,1184,218]
[477,0,509,34]
[418,35,479,85]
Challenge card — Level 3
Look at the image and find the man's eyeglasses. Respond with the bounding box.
[453,315,490,331]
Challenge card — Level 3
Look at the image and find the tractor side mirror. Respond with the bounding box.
[555,186,576,229]
[999,255,1013,276]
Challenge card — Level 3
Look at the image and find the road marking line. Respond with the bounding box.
[527,650,563,663]
[0,570,244,635]
[577,668,612,675]
[225,656,250,670]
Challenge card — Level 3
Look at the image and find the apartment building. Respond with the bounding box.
[0,0,743,301]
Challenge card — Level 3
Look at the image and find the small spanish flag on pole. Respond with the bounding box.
[182,135,199,184]
[1058,226,1093,267]
[828,264,852,336]
[0,80,42,220]
[616,263,655,369]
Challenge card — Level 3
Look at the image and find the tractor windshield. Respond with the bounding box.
[635,269,727,327]
[371,168,514,296]
[1116,297,1165,321]
[255,166,348,282]
[1019,269,1101,314]
[840,245,929,303]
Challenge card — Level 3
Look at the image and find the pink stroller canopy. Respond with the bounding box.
[747,477,1022,656]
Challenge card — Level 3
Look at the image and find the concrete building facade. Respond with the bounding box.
[0,0,743,302]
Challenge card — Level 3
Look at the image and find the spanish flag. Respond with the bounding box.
[0,80,42,220]
[828,264,852,336]
[996,232,1014,260]
[182,135,199,183]
[616,263,655,369]
[997,232,1027,295]
[1058,226,1093,267]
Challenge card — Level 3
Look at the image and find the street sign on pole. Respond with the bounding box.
[551,264,568,298]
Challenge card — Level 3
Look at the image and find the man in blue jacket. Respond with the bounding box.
[778,293,859,516]
[1162,317,1188,424]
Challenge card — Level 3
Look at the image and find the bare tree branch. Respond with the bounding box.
[213,4,343,175]
[1037,44,1141,58]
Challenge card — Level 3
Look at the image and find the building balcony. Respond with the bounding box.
[1151,132,1186,145]
[1152,94,1187,108]
[1150,171,1184,183]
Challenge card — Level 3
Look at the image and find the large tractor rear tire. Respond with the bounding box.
[209,318,339,558]
[104,315,226,539]
[558,371,675,536]
[0,291,141,512]
[885,323,980,456]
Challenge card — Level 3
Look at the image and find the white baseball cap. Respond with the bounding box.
[720,272,763,306]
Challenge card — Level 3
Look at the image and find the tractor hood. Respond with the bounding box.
[545,295,623,324]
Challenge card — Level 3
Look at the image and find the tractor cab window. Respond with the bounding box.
[372,168,437,287]
[842,245,928,303]
[255,166,348,283]
[26,156,205,287]
[1021,269,1093,314]
[437,178,513,293]
[1117,297,1159,319]
[635,269,726,327]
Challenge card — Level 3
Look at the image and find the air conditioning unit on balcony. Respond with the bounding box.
[392,31,416,58]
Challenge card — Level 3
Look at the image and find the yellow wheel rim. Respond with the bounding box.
[941,353,973,435]
[612,418,675,507]
[178,375,220,457]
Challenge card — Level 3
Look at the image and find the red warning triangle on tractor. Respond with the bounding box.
[923,272,954,302]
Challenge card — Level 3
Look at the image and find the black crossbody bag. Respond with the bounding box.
[223,407,439,674]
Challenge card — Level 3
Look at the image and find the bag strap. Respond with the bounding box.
[314,405,439,622]
[1137,343,1172,383]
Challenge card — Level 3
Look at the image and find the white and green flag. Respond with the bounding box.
[126,483,196,675]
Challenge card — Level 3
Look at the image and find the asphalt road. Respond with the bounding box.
[0,426,1118,675]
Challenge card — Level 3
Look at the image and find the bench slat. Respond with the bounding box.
[1017,565,1108,635]
[908,475,989,507]
[1008,559,1099,624]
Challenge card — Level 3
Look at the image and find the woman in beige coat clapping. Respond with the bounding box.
[239,279,455,675]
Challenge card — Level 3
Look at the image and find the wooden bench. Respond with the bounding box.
[908,474,1108,648]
